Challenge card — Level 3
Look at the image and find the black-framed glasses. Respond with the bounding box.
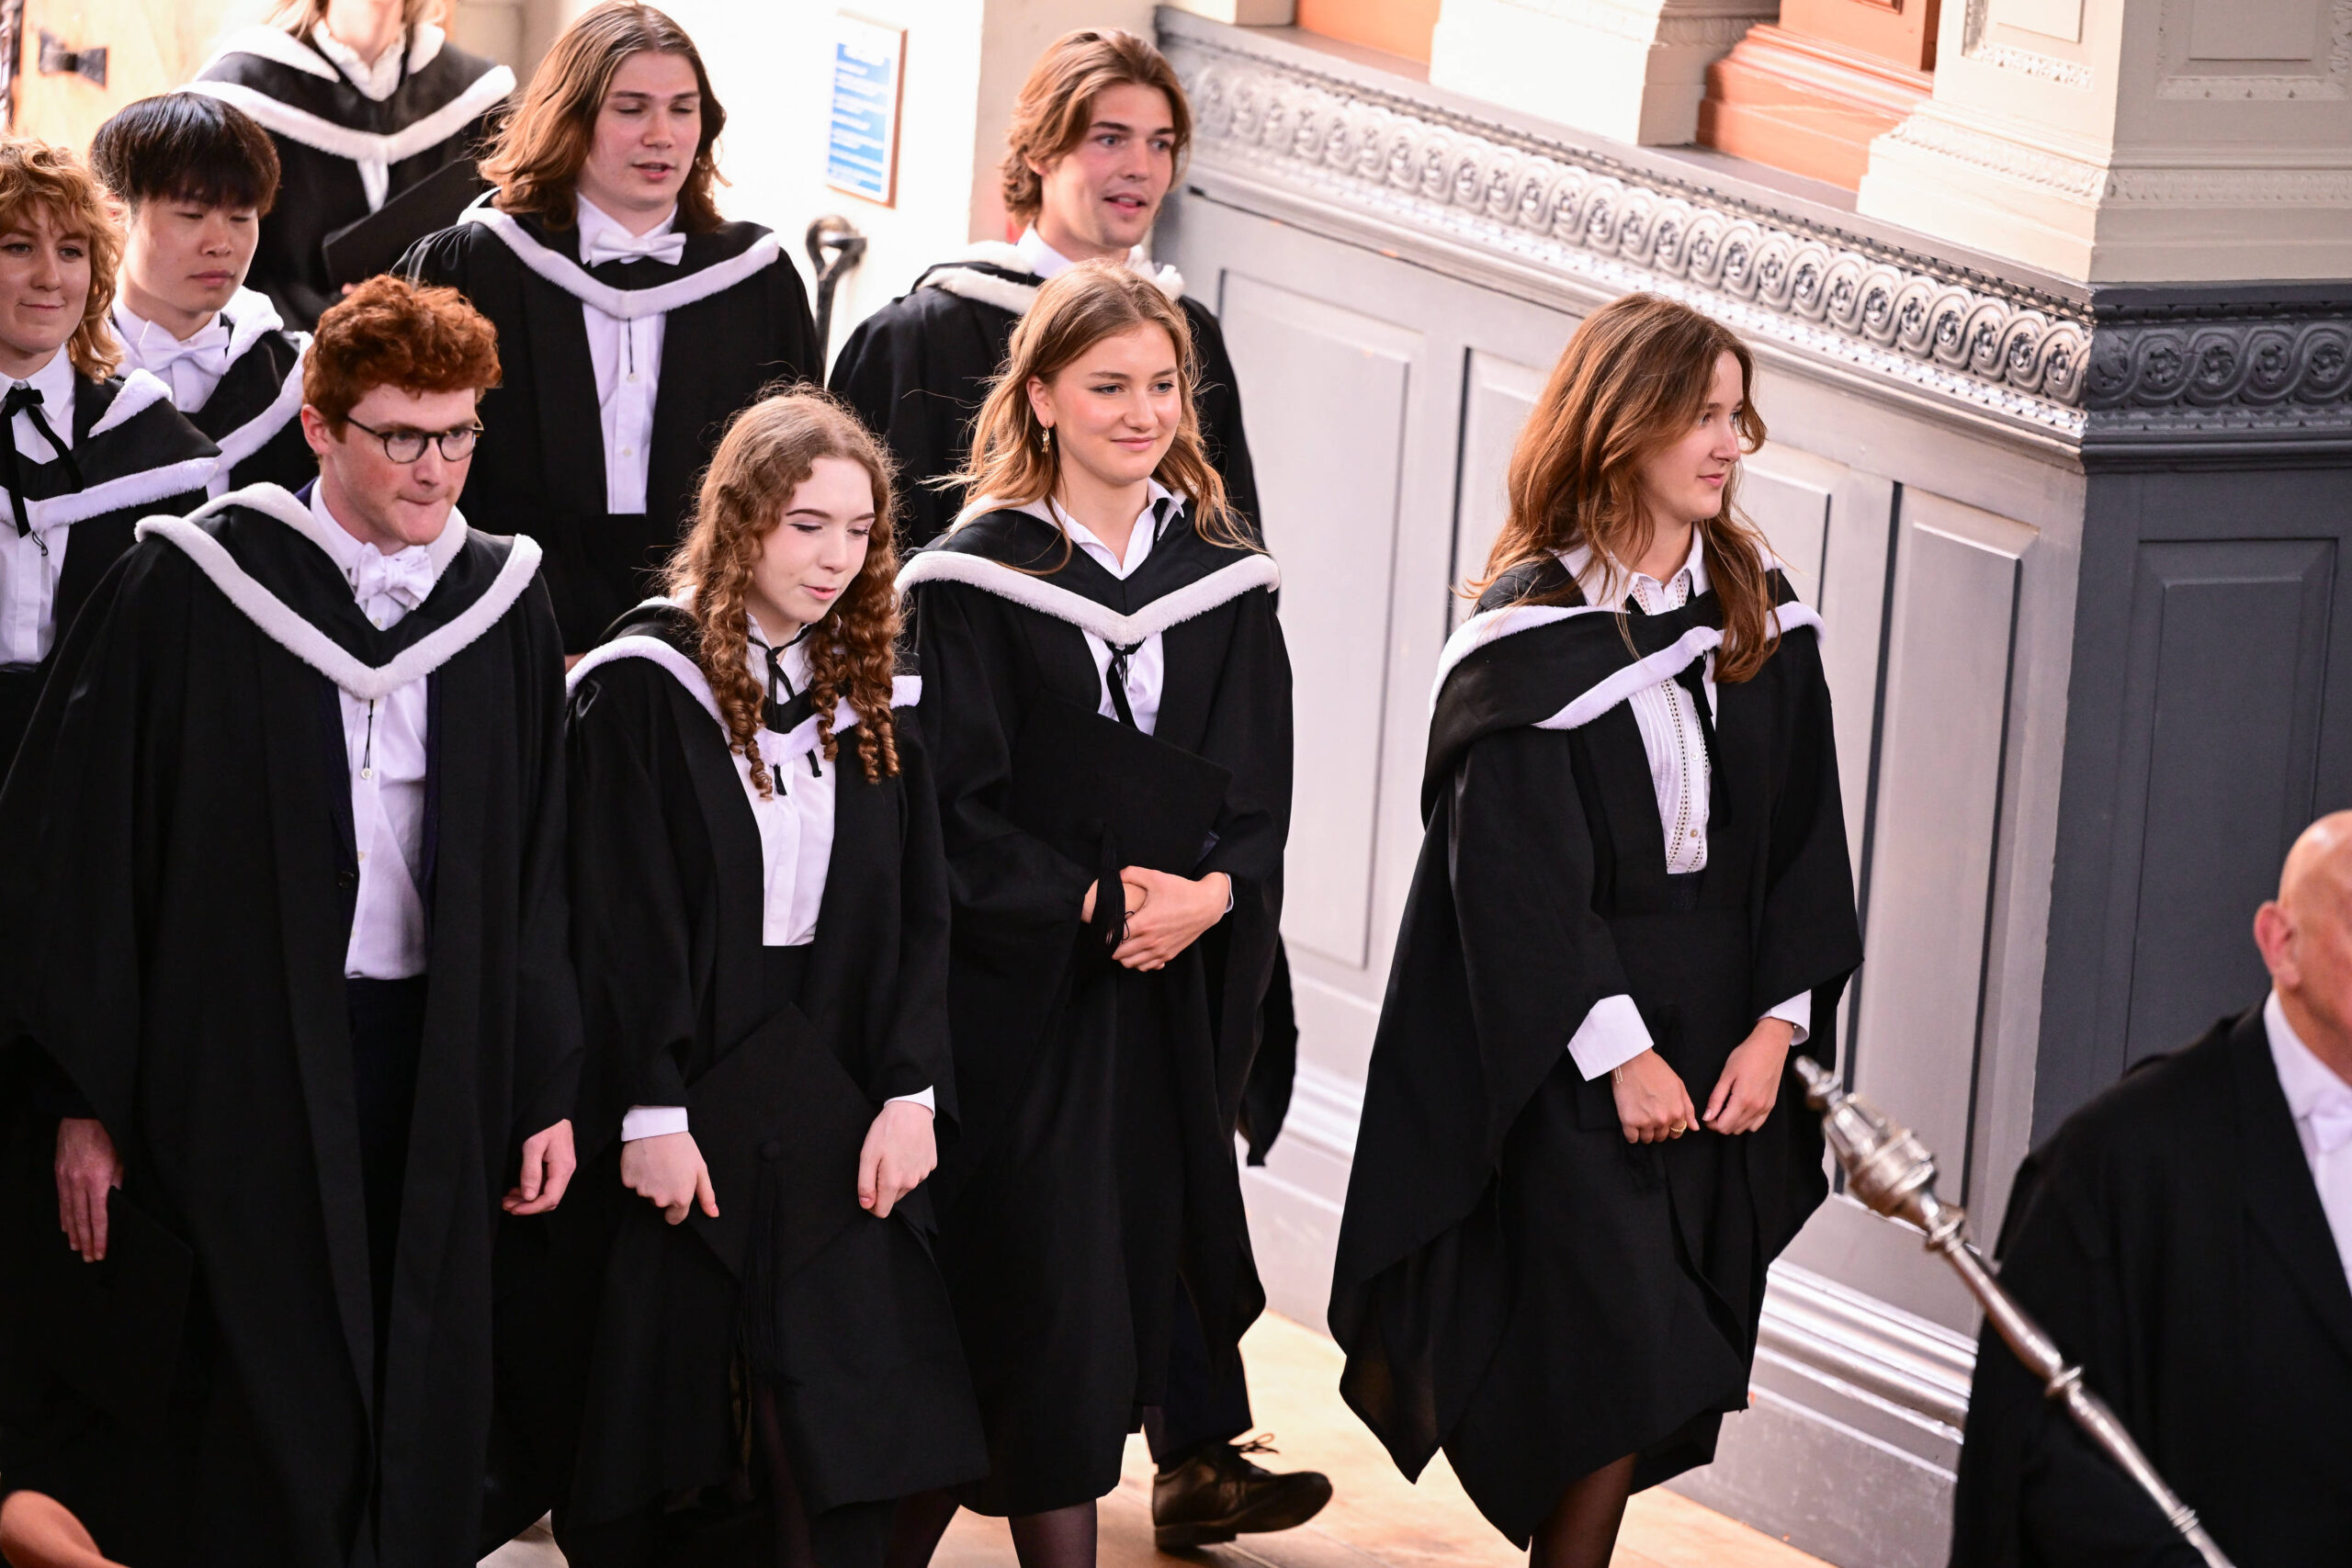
[345,417,483,464]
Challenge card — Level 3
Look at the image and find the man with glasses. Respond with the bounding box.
[0,275,581,1567]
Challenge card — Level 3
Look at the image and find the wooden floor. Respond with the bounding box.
[485,1312,1830,1568]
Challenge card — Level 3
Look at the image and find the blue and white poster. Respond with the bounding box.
[826,15,904,207]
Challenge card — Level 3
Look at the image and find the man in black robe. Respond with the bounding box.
[833,34,1308,1536]
[191,13,513,330]
[1950,812,2352,1568]
[0,275,581,1568]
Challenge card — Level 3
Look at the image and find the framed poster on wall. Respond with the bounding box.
[825,13,904,208]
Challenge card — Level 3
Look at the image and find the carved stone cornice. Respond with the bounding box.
[1158,12,2352,458]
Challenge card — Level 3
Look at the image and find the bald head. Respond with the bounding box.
[2257,811,2352,1075]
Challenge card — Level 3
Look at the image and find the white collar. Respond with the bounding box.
[1014,224,1165,288]
[306,479,462,587]
[1031,479,1175,582]
[458,204,782,321]
[311,22,405,100]
[579,192,678,252]
[1560,531,1711,610]
[113,301,229,358]
[6,350,80,442]
[2266,990,2352,1120]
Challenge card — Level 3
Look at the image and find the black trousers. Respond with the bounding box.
[1145,1285,1254,1468]
[346,974,428,1371]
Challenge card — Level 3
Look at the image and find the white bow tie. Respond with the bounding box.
[352,545,435,611]
[2312,1085,2352,1156]
[142,319,232,374]
[581,227,686,268]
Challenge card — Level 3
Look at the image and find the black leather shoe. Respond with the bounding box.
[1151,1435,1334,1550]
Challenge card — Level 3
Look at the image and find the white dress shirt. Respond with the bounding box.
[1013,224,1165,288]
[620,625,933,1142]
[311,21,407,101]
[576,194,678,517]
[2264,991,2352,1291]
[309,483,442,980]
[0,349,81,668]
[1557,535,1810,1081]
[1051,481,1174,736]
[112,302,236,412]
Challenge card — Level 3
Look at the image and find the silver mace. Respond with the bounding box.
[1790,1055,2235,1568]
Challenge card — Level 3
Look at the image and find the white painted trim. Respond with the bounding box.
[202,25,340,82]
[460,207,780,321]
[896,549,1279,644]
[86,370,174,438]
[134,490,538,701]
[569,630,922,753]
[187,63,514,172]
[13,456,220,533]
[207,350,311,496]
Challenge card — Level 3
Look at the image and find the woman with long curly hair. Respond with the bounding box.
[1330,293,1863,1567]
[889,259,1293,1568]
[551,389,984,1567]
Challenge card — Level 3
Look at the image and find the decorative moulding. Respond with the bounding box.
[1159,13,2352,457]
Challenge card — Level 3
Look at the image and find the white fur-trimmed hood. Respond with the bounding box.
[917,240,1184,315]
[133,483,540,701]
[187,62,514,176]
[460,206,781,321]
[896,547,1278,644]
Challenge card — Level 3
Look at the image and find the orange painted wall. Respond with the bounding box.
[1296,0,1440,64]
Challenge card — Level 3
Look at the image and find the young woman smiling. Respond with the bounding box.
[553,390,983,1568]
[401,1,820,654]
[890,261,1292,1568]
[1329,293,1863,1567]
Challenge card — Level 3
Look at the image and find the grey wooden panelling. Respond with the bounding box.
[1448,349,1549,626]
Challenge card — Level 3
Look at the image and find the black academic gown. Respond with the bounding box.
[830,247,1261,550]
[533,604,984,1565]
[182,298,314,496]
[401,207,822,652]
[0,370,218,768]
[899,504,1290,1515]
[1329,558,1861,1546]
[1949,1007,2352,1568]
[0,484,581,1568]
[193,27,514,331]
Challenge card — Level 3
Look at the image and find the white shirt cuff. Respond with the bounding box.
[621,1104,689,1142]
[1566,993,1655,1081]
[887,1087,936,1113]
[1764,992,1812,1048]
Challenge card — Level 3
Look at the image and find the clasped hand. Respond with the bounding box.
[622,1100,938,1225]
[1611,1019,1794,1144]
[1080,867,1231,971]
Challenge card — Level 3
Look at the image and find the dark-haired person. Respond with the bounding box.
[1329,294,1861,1568]
[189,0,514,331]
[93,94,315,499]
[891,261,1292,1568]
[402,1,820,656]
[0,138,218,767]
[833,38,1312,1536]
[0,274,580,1566]
[548,389,984,1567]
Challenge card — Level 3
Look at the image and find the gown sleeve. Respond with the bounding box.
[508,579,584,1145]
[563,658,701,1161]
[1188,309,1264,547]
[862,715,957,1118]
[908,581,1095,957]
[1749,626,1862,1045]
[830,303,963,547]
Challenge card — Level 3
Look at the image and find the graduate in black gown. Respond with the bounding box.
[1330,295,1862,1567]
[0,276,580,1567]
[832,39,1315,1534]
[547,391,986,1567]
[0,138,220,768]
[94,95,316,500]
[888,262,1291,1568]
[401,2,821,655]
[190,0,514,331]
[1950,811,2352,1568]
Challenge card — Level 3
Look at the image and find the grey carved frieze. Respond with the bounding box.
[1161,23,2352,455]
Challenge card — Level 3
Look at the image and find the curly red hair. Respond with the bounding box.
[666,389,901,795]
[304,274,502,432]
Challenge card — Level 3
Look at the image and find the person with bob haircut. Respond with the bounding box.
[890,260,1293,1568]
[1329,293,1863,1567]
[190,0,515,331]
[0,136,218,768]
[93,93,317,501]
[403,1,820,656]
[0,274,581,1568]
[535,389,985,1567]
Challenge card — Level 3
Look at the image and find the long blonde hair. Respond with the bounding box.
[664,390,901,795]
[1482,292,1780,682]
[953,261,1250,560]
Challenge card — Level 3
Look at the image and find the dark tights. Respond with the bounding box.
[1529,1453,1635,1568]
[883,1492,1095,1568]
[755,1385,820,1568]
